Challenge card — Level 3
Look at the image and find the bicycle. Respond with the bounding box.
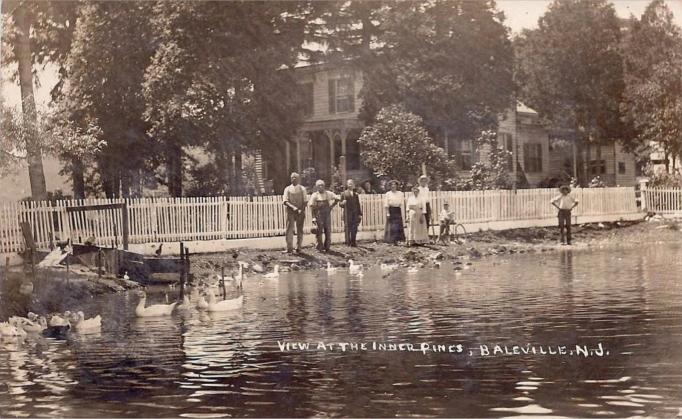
[436,221,468,245]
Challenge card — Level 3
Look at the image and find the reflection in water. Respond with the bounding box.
[1,244,682,417]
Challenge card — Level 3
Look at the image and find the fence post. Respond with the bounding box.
[639,179,648,212]
[121,200,129,250]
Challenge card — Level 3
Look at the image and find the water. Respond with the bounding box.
[1,244,682,417]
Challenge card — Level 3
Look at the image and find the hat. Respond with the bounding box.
[559,185,571,193]
[418,175,428,181]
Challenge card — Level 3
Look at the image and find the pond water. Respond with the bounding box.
[1,244,682,418]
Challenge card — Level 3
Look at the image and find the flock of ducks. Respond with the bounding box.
[0,310,102,342]
[2,256,467,339]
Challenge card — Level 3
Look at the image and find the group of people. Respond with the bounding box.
[283,172,456,253]
[283,171,580,253]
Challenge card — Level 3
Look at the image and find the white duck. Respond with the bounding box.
[348,260,363,276]
[12,316,47,333]
[0,321,27,339]
[177,295,192,311]
[264,265,280,279]
[380,263,397,272]
[206,289,244,312]
[326,262,337,274]
[197,293,209,310]
[49,312,71,327]
[135,292,177,317]
[123,271,130,280]
[72,311,102,332]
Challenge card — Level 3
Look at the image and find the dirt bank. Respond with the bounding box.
[190,218,682,278]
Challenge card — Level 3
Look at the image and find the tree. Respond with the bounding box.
[358,0,515,143]
[143,1,313,195]
[515,0,629,182]
[60,1,155,198]
[358,105,453,185]
[468,130,514,190]
[2,0,79,199]
[621,0,682,173]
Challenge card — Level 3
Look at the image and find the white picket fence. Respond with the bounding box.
[642,187,682,214]
[0,187,638,254]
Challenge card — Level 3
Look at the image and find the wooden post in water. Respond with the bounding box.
[184,247,190,288]
[97,249,102,277]
[220,266,226,299]
[179,242,185,298]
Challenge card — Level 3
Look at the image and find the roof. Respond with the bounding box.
[516,101,537,115]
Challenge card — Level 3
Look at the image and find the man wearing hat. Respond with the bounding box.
[551,185,579,245]
[418,175,432,236]
[283,172,307,254]
[308,179,340,252]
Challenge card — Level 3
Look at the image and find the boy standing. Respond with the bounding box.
[551,185,579,245]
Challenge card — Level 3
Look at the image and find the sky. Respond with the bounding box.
[2,0,682,108]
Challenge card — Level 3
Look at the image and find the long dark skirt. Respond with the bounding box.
[384,206,406,244]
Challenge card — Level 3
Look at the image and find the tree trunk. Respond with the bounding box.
[71,158,85,199]
[13,3,47,201]
[234,151,242,195]
[167,142,183,197]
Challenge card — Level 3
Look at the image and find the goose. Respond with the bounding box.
[326,262,337,274]
[72,311,101,332]
[264,265,280,279]
[348,260,363,275]
[135,291,177,317]
[206,289,243,312]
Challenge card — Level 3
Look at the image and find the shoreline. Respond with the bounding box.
[190,218,682,278]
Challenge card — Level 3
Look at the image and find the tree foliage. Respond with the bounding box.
[358,105,453,185]
[468,130,514,190]
[621,0,682,172]
[515,0,628,144]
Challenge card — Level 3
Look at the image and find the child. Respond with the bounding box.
[438,203,455,244]
[551,185,579,245]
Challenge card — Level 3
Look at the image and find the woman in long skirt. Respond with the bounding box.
[383,180,405,244]
[406,186,429,246]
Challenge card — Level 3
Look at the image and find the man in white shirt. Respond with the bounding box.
[551,185,579,245]
[283,172,307,254]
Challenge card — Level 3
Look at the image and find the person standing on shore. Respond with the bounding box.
[383,180,405,245]
[339,179,363,247]
[283,173,307,254]
[406,185,429,246]
[418,175,431,238]
[551,185,579,245]
[308,180,340,253]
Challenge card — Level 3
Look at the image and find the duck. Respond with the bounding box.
[348,260,363,275]
[197,293,209,310]
[0,321,26,339]
[49,312,71,327]
[206,288,243,312]
[135,291,177,317]
[177,294,192,311]
[380,263,397,272]
[16,316,47,333]
[123,271,130,280]
[71,311,101,332]
[326,262,337,274]
[264,265,280,279]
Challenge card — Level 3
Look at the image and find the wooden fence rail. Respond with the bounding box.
[0,187,639,254]
[642,187,682,213]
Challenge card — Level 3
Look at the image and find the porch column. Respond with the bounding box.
[296,134,302,172]
[340,129,348,183]
[285,140,291,175]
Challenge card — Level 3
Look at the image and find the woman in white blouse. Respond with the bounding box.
[383,180,405,244]
[406,185,429,246]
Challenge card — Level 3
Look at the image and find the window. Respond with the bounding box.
[618,162,626,174]
[299,136,313,169]
[301,83,313,116]
[454,139,473,170]
[589,160,606,175]
[328,77,355,114]
[523,143,543,173]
